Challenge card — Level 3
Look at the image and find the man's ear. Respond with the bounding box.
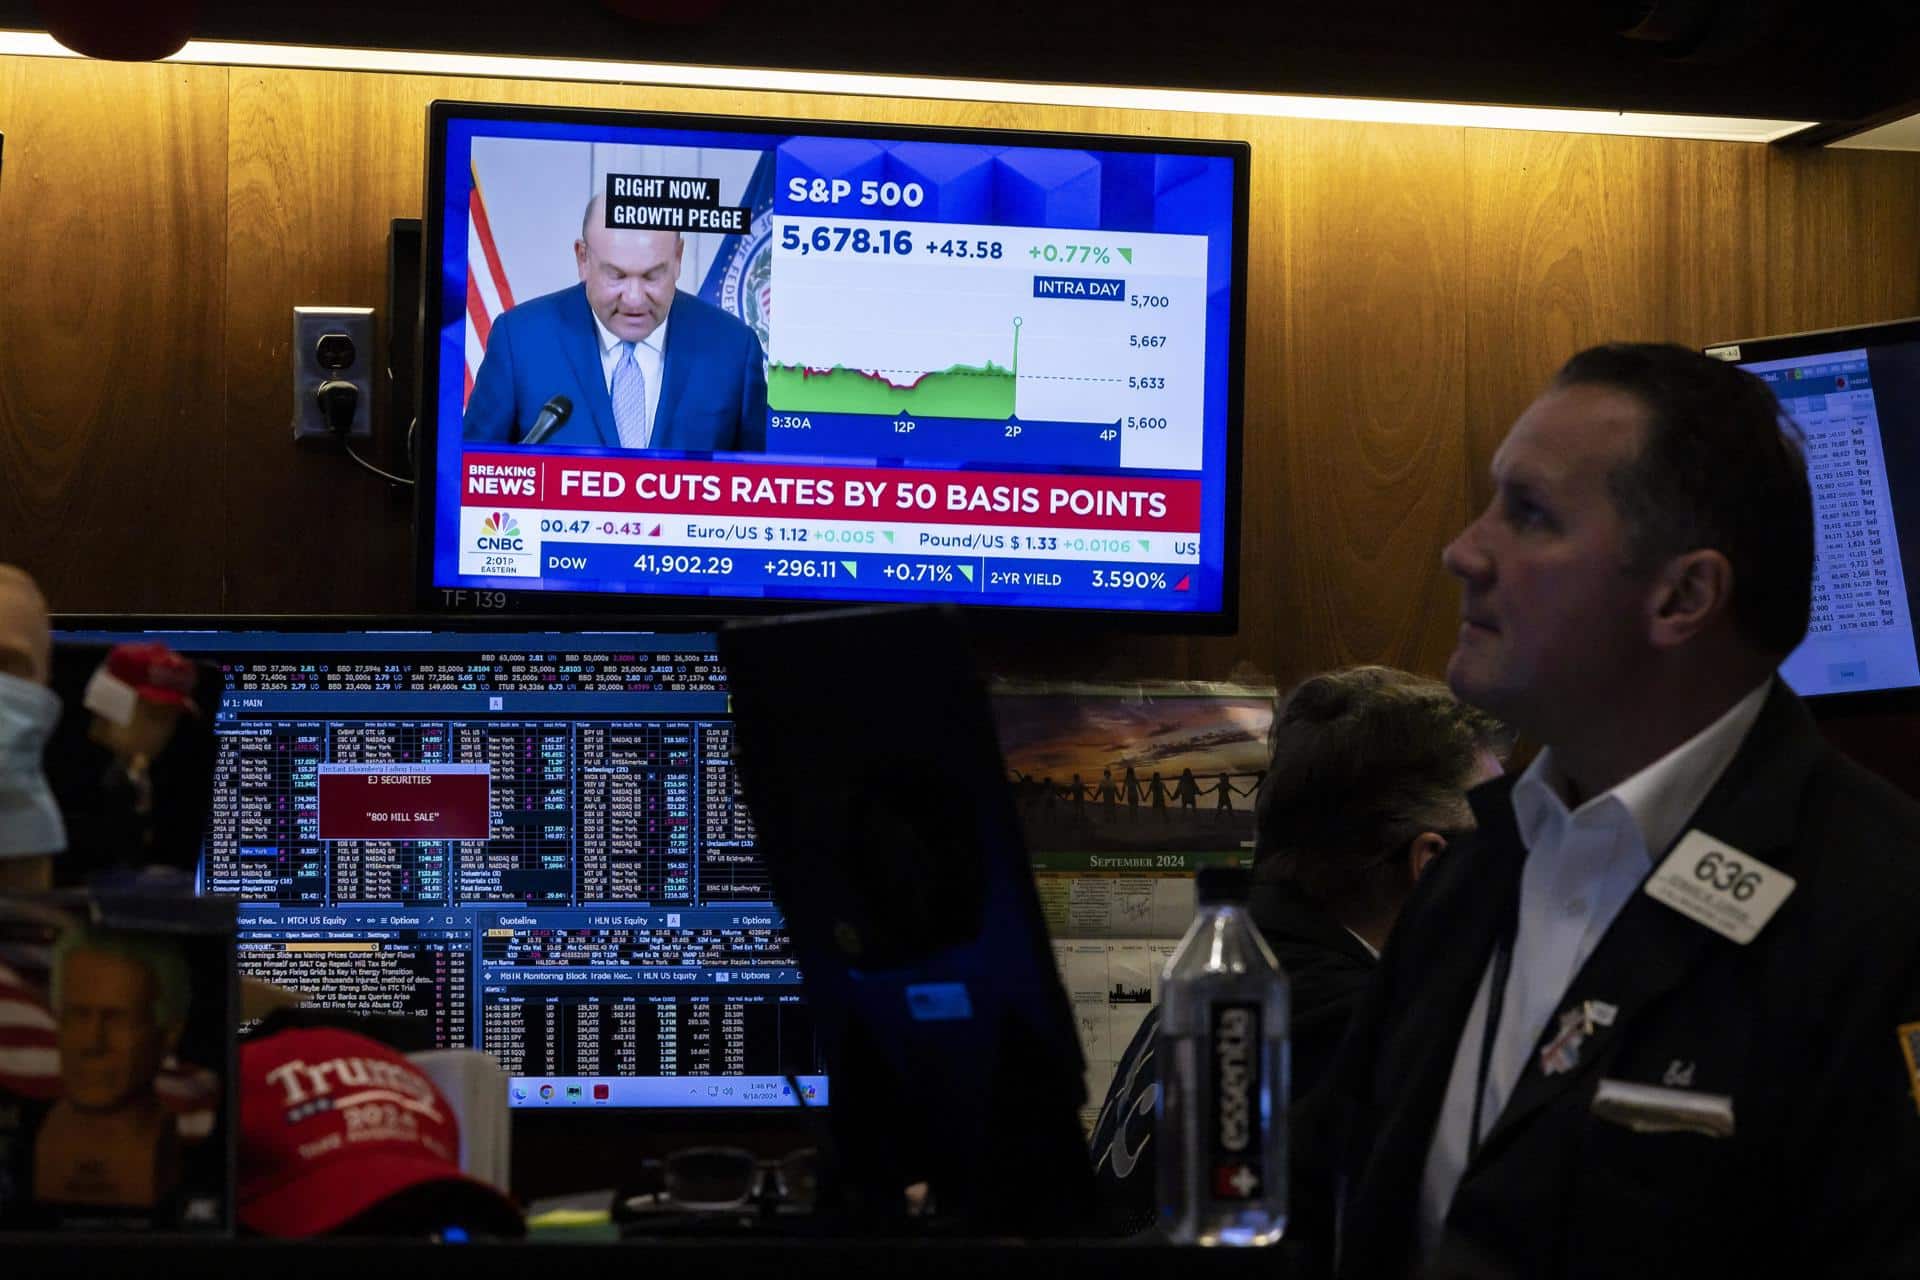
[1647,549,1734,650]
[1408,831,1449,881]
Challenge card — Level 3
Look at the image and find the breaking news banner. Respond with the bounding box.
[457,454,1206,605]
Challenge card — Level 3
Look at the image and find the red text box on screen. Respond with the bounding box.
[316,765,491,840]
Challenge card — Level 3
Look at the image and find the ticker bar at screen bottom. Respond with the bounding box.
[534,543,1203,601]
[510,1075,829,1108]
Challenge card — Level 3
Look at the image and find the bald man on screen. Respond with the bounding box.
[463,194,767,452]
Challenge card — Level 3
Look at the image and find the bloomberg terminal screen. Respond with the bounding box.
[60,628,825,1111]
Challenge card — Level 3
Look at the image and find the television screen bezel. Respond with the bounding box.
[413,99,1251,635]
[1707,314,1920,715]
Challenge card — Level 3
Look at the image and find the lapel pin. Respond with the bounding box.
[1541,1000,1616,1076]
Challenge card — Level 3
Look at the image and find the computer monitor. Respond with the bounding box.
[1707,318,1920,703]
[417,101,1249,630]
[50,619,825,1113]
[721,606,1094,1232]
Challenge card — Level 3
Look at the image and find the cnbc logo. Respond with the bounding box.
[477,511,525,552]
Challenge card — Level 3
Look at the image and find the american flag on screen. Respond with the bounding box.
[464,162,516,406]
[0,957,59,1101]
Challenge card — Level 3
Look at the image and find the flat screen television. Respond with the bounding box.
[416,102,1249,630]
[1707,318,1920,704]
[51,619,825,1115]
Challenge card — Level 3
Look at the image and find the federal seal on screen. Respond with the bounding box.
[719,212,774,354]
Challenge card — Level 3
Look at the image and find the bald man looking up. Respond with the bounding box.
[463,193,768,452]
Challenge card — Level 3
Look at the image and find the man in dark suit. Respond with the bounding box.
[1087,666,1511,1236]
[1318,344,1920,1278]
[462,195,767,452]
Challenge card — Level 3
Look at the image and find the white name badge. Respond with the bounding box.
[1644,830,1796,945]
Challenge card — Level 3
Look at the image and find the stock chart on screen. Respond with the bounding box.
[422,106,1247,623]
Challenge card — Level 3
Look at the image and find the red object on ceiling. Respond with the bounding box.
[39,0,200,61]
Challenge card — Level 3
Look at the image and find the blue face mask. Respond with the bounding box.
[0,670,65,857]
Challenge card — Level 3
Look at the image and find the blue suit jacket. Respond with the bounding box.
[462,283,767,451]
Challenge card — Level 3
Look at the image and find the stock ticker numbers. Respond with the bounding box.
[237,925,474,1048]
[204,716,761,909]
[194,637,822,1095]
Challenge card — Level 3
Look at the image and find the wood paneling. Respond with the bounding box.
[1462,132,1666,516]
[221,69,600,611]
[1226,120,1469,688]
[1763,147,1920,335]
[4,54,1920,690]
[0,58,228,611]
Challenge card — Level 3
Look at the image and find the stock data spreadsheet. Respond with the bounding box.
[1742,353,1920,697]
[58,626,825,1110]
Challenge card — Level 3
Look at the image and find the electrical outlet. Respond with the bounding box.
[292,306,375,442]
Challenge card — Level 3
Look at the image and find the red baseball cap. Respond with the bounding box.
[104,640,199,709]
[238,1026,522,1237]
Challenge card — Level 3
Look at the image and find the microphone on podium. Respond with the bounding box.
[519,395,573,446]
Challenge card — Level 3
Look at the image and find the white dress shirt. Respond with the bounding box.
[591,310,668,444]
[1415,679,1772,1256]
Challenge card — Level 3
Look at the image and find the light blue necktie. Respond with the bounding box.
[611,340,649,449]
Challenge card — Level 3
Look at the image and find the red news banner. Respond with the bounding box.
[316,764,491,841]
[462,453,1203,533]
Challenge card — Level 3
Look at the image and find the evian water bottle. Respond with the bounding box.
[1156,865,1289,1245]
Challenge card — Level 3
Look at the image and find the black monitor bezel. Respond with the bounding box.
[1707,315,1920,715]
[414,99,1251,635]
[46,612,829,1127]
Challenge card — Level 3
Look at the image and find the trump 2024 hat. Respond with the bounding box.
[238,1026,521,1237]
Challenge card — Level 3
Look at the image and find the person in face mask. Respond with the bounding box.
[0,564,65,889]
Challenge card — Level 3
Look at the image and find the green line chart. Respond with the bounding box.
[769,320,1022,419]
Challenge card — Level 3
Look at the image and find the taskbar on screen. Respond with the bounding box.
[508,1074,828,1108]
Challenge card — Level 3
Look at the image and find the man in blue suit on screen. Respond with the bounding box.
[463,193,767,452]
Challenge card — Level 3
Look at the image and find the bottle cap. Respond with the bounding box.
[1194,865,1252,904]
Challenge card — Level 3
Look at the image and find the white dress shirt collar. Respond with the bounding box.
[1512,677,1774,865]
[590,309,670,367]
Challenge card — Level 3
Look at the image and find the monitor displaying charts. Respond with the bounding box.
[418,101,1249,629]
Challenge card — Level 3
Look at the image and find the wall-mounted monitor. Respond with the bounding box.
[417,102,1248,630]
[1707,317,1920,703]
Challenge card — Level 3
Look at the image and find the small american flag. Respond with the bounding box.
[0,958,58,1101]
[465,162,516,407]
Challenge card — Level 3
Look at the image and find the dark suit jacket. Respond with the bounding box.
[1087,878,1376,1236]
[1317,680,1920,1279]
[462,284,768,451]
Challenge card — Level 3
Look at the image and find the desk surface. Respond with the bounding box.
[8,1235,1308,1277]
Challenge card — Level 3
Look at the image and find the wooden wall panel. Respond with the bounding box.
[221,69,602,612]
[5,53,1920,691]
[1462,132,1667,515]
[1763,147,1920,335]
[1225,120,1469,689]
[1652,139,1770,348]
[0,59,228,611]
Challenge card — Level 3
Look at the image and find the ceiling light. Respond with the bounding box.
[0,29,1813,143]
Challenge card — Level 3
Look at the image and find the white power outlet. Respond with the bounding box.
[292,305,375,442]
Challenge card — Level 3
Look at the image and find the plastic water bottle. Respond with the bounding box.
[1156,865,1289,1245]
